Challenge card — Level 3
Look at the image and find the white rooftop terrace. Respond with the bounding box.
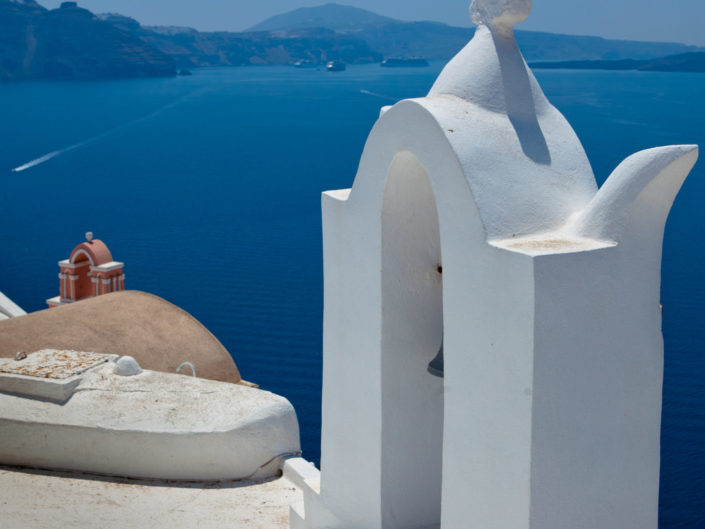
[0,466,301,529]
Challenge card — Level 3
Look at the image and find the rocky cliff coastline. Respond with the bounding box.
[0,0,175,81]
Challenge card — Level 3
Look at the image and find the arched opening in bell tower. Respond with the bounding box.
[69,250,94,300]
[381,151,444,529]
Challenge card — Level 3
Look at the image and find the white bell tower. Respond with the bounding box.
[287,1,699,528]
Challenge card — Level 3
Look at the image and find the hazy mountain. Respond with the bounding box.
[248,3,396,32]
[0,0,175,81]
[4,1,703,81]
[111,3,703,69]
[245,3,704,62]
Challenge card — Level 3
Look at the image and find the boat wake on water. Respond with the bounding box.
[12,150,64,172]
[360,89,397,102]
[11,91,198,173]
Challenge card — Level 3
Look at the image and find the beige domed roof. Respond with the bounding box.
[0,290,245,385]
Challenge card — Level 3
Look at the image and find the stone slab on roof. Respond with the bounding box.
[0,349,111,379]
[0,290,242,384]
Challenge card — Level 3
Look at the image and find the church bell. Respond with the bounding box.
[427,341,444,378]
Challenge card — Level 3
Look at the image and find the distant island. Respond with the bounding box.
[531,53,705,73]
[2,0,704,81]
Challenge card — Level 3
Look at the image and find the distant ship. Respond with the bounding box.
[294,60,318,69]
[326,60,346,72]
[381,57,430,68]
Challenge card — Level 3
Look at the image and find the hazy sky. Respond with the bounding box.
[41,0,705,46]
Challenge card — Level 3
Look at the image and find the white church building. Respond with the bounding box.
[285,0,699,528]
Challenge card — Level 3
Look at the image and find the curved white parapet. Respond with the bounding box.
[0,363,300,481]
[567,145,699,243]
[0,291,26,320]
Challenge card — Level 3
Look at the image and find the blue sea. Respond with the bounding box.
[0,64,703,527]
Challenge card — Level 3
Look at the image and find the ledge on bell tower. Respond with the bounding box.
[491,234,616,256]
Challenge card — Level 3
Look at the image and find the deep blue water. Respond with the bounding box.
[0,64,703,527]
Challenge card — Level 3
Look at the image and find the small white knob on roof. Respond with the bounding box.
[85,231,93,242]
[113,356,142,376]
[470,0,531,29]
